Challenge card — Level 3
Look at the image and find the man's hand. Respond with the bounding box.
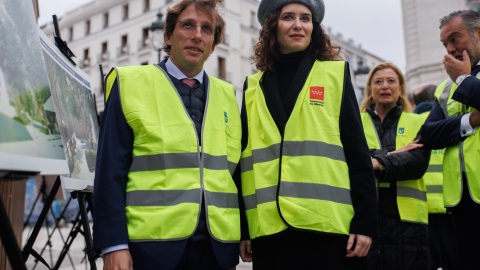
[346,234,372,258]
[239,240,252,262]
[444,50,471,82]
[470,110,480,128]
[388,140,423,155]
[103,249,133,270]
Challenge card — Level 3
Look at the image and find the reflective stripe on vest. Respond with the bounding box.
[106,65,241,242]
[418,112,446,213]
[241,61,354,239]
[361,112,428,224]
[435,78,480,207]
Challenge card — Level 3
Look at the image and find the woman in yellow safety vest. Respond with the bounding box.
[359,62,431,270]
[238,0,379,269]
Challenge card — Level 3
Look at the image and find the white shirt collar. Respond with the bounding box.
[165,58,204,84]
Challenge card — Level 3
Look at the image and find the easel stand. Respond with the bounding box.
[23,176,73,269]
[53,191,95,270]
[22,176,97,270]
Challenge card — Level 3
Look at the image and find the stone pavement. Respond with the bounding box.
[21,224,252,269]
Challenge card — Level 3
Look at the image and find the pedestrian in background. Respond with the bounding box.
[421,10,480,269]
[239,0,378,269]
[359,63,431,270]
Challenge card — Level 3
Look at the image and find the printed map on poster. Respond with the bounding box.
[39,29,99,191]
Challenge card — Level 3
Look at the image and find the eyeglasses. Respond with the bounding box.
[176,20,216,36]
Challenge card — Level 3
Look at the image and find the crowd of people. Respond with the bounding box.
[91,0,480,269]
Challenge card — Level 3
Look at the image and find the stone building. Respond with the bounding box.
[41,0,384,112]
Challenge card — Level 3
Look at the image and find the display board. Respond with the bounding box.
[0,0,69,175]
[39,30,99,191]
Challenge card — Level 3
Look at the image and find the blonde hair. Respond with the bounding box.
[359,62,411,113]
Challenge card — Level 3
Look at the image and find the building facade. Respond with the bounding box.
[42,0,383,112]
[402,0,468,91]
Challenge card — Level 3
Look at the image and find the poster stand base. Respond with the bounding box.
[24,176,74,269]
[22,176,97,270]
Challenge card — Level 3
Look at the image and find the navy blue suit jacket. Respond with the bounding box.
[92,61,240,269]
[421,76,480,149]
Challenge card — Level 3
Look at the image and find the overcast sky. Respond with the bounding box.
[37,0,406,71]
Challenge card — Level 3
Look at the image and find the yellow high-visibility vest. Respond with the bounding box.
[241,61,354,239]
[435,78,480,207]
[418,112,446,213]
[106,64,241,242]
[361,112,428,224]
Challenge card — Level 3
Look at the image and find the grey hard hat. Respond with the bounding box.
[257,0,325,26]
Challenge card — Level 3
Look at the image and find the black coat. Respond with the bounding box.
[240,52,378,269]
[365,104,431,270]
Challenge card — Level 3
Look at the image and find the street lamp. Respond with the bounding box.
[150,11,165,63]
[354,59,370,102]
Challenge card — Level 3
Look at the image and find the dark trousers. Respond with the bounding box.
[428,214,458,269]
[251,229,367,270]
[130,239,226,270]
[173,239,225,270]
[451,177,480,270]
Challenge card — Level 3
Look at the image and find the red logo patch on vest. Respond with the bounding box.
[310,87,324,101]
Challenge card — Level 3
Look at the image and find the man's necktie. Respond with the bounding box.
[182,78,197,88]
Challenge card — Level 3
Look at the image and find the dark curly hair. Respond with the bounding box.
[253,8,342,73]
[163,0,225,55]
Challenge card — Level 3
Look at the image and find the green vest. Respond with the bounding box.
[361,112,428,224]
[435,78,480,207]
[241,61,354,239]
[105,65,242,242]
[418,112,446,213]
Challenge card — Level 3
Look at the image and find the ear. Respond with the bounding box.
[165,33,172,46]
[476,26,480,39]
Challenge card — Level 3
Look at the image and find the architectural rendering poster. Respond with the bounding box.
[0,0,69,174]
[39,30,99,191]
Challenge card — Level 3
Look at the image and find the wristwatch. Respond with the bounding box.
[456,74,470,85]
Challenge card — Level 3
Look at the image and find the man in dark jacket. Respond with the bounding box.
[92,1,243,269]
[414,84,459,270]
[421,10,480,269]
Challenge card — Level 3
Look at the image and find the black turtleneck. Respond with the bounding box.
[261,50,314,132]
[277,50,308,115]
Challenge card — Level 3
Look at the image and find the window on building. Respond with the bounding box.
[251,38,257,57]
[141,61,148,65]
[223,34,229,45]
[166,0,173,3]
[250,11,256,27]
[83,48,90,66]
[142,27,150,48]
[101,42,108,60]
[144,0,150,12]
[68,27,73,42]
[103,12,109,28]
[470,6,480,13]
[123,4,129,20]
[121,35,128,54]
[85,20,91,35]
[218,57,226,80]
